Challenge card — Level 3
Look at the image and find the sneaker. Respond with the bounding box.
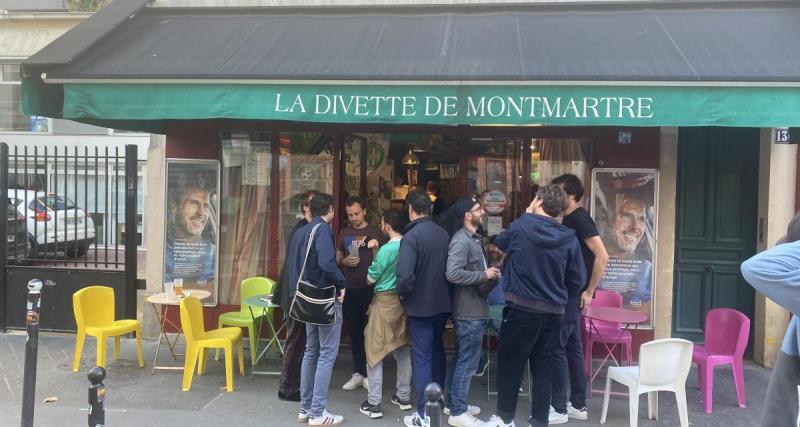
[363,376,370,391]
[342,373,365,391]
[297,408,310,423]
[448,412,483,427]
[478,415,515,427]
[473,358,488,377]
[404,412,430,427]
[566,403,588,420]
[308,410,344,426]
[359,401,383,419]
[392,394,413,411]
[444,405,481,416]
[548,409,568,425]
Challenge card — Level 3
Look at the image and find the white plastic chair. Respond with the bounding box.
[600,338,693,427]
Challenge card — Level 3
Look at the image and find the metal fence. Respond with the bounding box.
[4,144,133,269]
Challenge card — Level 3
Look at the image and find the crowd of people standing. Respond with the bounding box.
[272,173,609,427]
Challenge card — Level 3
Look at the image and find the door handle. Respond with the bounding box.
[704,265,714,273]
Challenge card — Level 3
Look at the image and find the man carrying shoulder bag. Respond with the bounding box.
[287,193,347,426]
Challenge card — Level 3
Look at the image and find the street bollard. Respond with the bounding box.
[425,382,443,427]
[87,367,106,427]
[20,279,43,427]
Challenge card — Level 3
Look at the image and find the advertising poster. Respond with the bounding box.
[164,159,220,306]
[591,168,658,327]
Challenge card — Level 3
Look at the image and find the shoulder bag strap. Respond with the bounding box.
[297,223,322,283]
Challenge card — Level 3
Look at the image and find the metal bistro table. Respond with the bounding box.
[584,305,648,396]
[146,290,211,374]
[245,294,285,378]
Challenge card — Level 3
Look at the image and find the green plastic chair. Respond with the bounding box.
[214,277,276,366]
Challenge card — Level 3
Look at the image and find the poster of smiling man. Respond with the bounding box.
[164,159,220,306]
[591,168,658,327]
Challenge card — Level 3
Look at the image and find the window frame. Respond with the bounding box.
[0,61,53,135]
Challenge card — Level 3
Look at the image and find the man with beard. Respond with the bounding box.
[602,192,652,316]
[445,196,500,427]
[165,182,215,286]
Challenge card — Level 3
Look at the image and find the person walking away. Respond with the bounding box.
[443,196,500,427]
[337,196,385,391]
[274,190,317,402]
[291,193,347,426]
[741,213,800,426]
[548,174,609,424]
[397,188,453,427]
[480,185,585,427]
[359,208,414,419]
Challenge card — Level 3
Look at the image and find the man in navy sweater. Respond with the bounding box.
[481,184,585,427]
[397,188,452,427]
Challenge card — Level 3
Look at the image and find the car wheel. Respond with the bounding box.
[76,245,89,258]
[27,236,37,258]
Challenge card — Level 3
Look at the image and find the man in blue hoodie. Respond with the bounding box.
[741,213,800,426]
[481,184,586,427]
[397,188,453,427]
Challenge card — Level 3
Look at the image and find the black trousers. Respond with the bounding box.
[496,306,563,427]
[343,287,373,377]
[279,316,307,396]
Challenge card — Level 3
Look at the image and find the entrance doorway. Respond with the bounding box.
[672,127,759,344]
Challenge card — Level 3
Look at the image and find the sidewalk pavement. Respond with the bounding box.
[0,331,765,426]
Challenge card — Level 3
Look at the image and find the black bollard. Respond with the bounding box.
[20,279,42,427]
[87,367,106,427]
[424,383,443,427]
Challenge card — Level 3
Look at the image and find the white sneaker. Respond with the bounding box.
[567,402,588,420]
[308,410,344,426]
[404,412,430,427]
[362,376,370,391]
[444,405,481,416]
[342,372,364,391]
[297,408,310,423]
[478,415,515,427]
[548,409,568,425]
[448,412,483,427]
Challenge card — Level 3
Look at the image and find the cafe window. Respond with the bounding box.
[0,63,49,133]
[468,138,525,235]
[277,132,335,271]
[531,139,593,207]
[219,131,272,304]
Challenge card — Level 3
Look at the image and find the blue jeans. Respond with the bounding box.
[551,296,587,414]
[300,304,343,418]
[409,313,449,416]
[447,319,486,416]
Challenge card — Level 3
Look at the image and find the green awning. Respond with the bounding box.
[22,80,800,133]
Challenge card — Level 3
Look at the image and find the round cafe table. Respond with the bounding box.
[145,290,211,374]
[583,305,648,396]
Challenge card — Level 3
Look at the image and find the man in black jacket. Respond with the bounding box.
[397,188,453,427]
[274,190,316,402]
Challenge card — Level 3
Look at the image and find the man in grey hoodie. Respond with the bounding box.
[445,196,501,427]
[741,213,800,426]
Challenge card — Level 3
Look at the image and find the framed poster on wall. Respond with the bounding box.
[591,168,658,328]
[164,159,220,306]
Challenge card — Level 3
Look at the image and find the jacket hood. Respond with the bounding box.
[518,214,576,248]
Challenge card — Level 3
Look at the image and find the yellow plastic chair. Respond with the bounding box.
[214,277,276,365]
[72,286,144,372]
[180,295,244,392]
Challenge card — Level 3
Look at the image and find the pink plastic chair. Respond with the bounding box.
[583,289,633,375]
[692,308,750,414]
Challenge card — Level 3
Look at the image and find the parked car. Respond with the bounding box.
[6,199,28,260]
[7,190,96,258]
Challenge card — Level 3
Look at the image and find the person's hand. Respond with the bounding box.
[337,289,346,304]
[485,267,501,280]
[367,239,379,250]
[580,289,594,311]
[342,255,360,267]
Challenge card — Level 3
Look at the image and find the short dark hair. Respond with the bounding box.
[309,193,334,217]
[551,174,584,202]
[537,184,568,218]
[406,188,431,216]
[382,208,408,233]
[300,190,318,208]
[345,196,365,209]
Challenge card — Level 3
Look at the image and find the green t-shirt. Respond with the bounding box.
[367,237,402,293]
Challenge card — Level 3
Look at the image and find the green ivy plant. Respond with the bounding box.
[66,0,106,12]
